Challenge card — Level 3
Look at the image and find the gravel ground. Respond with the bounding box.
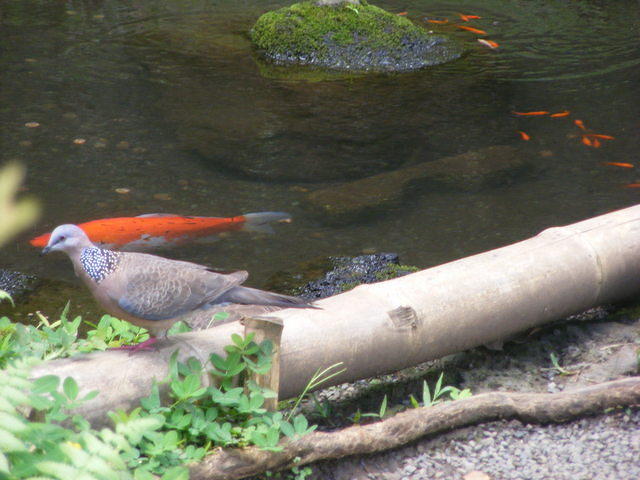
[291,304,640,480]
[311,408,640,480]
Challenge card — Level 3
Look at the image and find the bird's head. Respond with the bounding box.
[41,224,92,256]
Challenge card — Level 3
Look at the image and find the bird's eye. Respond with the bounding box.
[57,235,66,243]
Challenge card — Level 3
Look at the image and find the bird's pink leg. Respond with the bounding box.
[112,337,159,352]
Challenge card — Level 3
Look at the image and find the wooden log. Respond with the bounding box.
[32,204,640,427]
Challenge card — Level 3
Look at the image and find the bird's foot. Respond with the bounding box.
[112,337,159,352]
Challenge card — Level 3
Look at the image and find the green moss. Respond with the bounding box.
[251,0,443,58]
[375,264,420,281]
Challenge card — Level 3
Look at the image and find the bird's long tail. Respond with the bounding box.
[241,212,292,234]
[216,286,313,308]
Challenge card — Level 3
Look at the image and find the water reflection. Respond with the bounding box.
[0,0,639,318]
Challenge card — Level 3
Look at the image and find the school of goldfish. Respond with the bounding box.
[510,109,633,186]
[423,11,500,49]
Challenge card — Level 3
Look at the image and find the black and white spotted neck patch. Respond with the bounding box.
[80,247,122,283]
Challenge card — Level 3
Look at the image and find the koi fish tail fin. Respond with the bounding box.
[215,286,315,309]
[241,211,292,234]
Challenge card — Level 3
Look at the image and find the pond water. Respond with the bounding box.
[1,0,639,318]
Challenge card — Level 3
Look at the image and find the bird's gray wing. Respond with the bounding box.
[113,257,248,321]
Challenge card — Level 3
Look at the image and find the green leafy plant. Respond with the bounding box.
[108,333,317,475]
[0,358,144,480]
[352,394,388,423]
[547,352,578,376]
[0,307,151,367]
[409,372,472,408]
[285,362,346,423]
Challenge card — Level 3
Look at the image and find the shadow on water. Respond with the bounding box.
[0,0,639,318]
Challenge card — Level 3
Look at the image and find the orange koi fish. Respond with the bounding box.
[455,25,487,34]
[574,119,587,130]
[624,183,640,188]
[603,162,633,168]
[397,11,408,16]
[30,211,292,252]
[550,110,570,118]
[592,138,602,148]
[516,130,531,141]
[512,111,549,116]
[458,13,482,21]
[581,135,593,146]
[427,19,449,24]
[477,39,499,49]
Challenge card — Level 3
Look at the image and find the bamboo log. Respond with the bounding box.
[32,205,640,427]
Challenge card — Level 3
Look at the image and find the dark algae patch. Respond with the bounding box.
[250,1,462,72]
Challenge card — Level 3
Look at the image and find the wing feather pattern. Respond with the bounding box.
[112,253,248,321]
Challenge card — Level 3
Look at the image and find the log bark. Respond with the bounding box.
[32,205,640,427]
[190,377,640,480]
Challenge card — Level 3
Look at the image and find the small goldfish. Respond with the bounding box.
[455,25,487,34]
[512,111,549,116]
[30,211,292,252]
[516,130,531,141]
[592,138,602,148]
[581,136,593,146]
[585,133,615,140]
[458,13,482,21]
[603,162,633,168]
[427,19,449,24]
[550,110,570,118]
[477,39,499,49]
[574,119,587,130]
[397,11,408,16]
[624,183,640,188]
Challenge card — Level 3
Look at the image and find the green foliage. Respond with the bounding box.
[547,352,578,376]
[409,372,472,408]
[0,310,318,479]
[285,362,345,423]
[0,359,138,480]
[121,334,316,475]
[0,308,149,367]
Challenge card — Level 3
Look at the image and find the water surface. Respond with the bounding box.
[1,0,639,317]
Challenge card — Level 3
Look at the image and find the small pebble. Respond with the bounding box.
[24,122,40,128]
[115,188,130,194]
[73,138,86,145]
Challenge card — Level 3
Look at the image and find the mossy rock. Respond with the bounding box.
[250,0,462,72]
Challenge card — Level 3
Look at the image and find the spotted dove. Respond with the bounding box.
[42,224,311,349]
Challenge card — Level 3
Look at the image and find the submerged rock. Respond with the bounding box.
[250,1,462,72]
[299,253,418,300]
[0,269,38,301]
[306,145,533,222]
